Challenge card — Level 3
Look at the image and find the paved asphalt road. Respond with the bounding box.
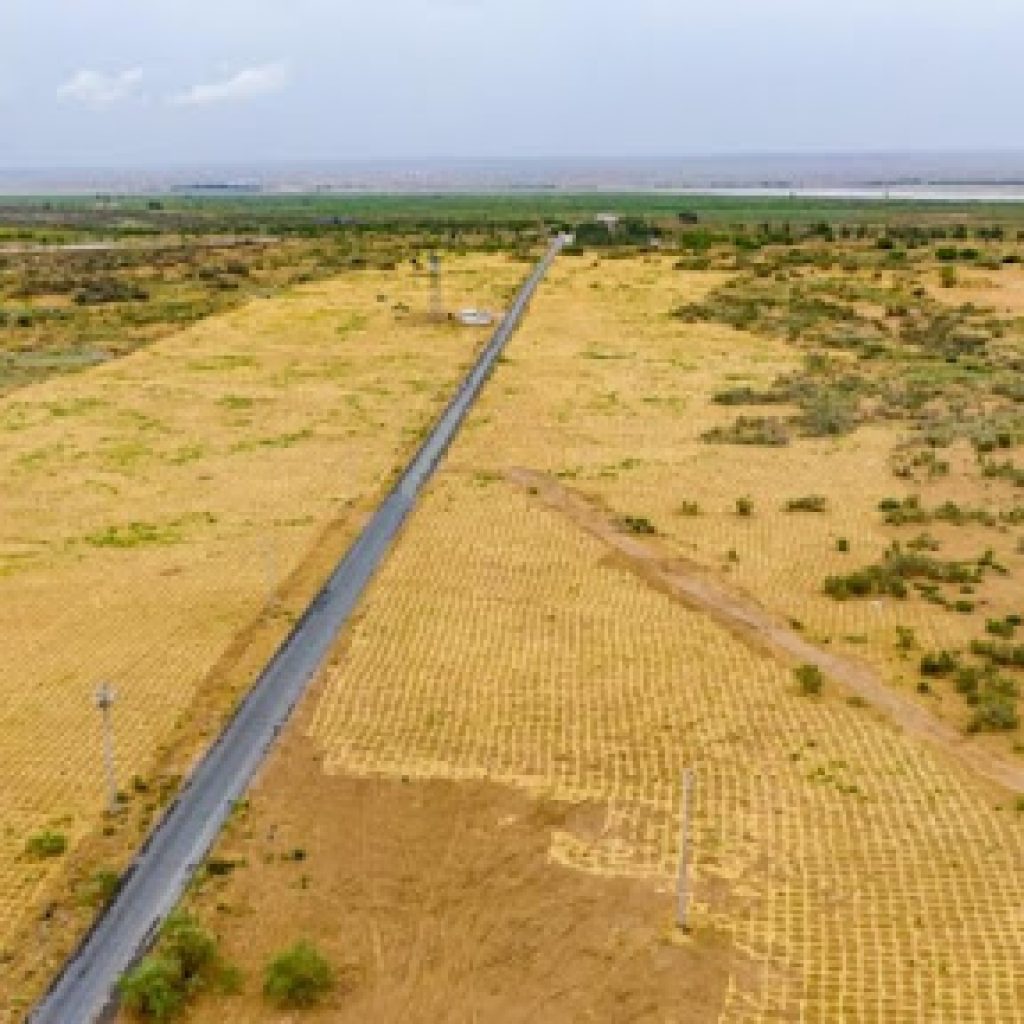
[29,234,568,1024]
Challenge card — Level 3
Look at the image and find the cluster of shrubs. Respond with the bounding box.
[120,913,336,1020]
[74,278,150,305]
[878,496,997,528]
[982,459,1024,487]
[572,217,659,247]
[712,386,787,406]
[119,912,240,1020]
[917,637,1021,733]
[823,543,993,602]
[703,415,789,447]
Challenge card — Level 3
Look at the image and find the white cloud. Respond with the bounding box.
[57,68,144,108]
[169,62,288,107]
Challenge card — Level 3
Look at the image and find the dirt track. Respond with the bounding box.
[508,467,1024,796]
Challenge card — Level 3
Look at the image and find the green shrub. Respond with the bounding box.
[80,869,119,908]
[25,829,67,859]
[118,912,238,1020]
[703,415,789,447]
[120,957,185,1021]
[824,543,987,602]
[161,912,219,983]
[712,386,786,406]
[263,940,335,1008]
[920,650,959,677]
[986,618,1017,638]
[736,496,754,517]
[786,495,828,513]
[895,626,916,651]
[794,663,824,695]
[968,694,1020,733]
[619,515,656,535]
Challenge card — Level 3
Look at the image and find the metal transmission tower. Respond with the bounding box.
[429,252,444,322]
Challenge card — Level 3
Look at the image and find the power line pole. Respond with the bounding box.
[263,538,279,613]
[95,682,118,815]
[676,768,695,931]
[429,252,443,322]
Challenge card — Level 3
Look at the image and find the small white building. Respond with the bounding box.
[458,308,495,327]
[595,212,621,231]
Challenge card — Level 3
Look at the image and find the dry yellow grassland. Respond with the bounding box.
[477,255,1024,742]
[0,251,528,990]
[299,254,1023,1021]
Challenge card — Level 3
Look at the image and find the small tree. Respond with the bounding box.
[263,940,335,1008]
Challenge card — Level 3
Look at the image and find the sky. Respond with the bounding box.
[3,0,1024,169]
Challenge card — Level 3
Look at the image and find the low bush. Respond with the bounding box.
[824,544,988,602]
[79,869,119,908]
[118,912,238,1020]
[263,940,335,1008]
[786,495,828,512]
[120,957,184,1022]
[968,694,1020,733]
[619,515,656,535]
[703,416,789,447]
[25,829,67,859]
[794,663,824,695]
[920,650,959,677]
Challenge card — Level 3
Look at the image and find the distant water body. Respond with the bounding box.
[4,154,1024,199]
[673,185,1024,203]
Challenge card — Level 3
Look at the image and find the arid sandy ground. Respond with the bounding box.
[172,254,1023,1022]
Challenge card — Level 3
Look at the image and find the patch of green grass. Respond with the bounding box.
[187,354,258,372]
[25,829,67,859]
[216,394,254,410]
[255,428,313,449]
[84,521,184,549]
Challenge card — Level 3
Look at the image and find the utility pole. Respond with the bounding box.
[429,252,443,322]
[263,538,278,613]
[95,682,118,815]
[676,768,695,931]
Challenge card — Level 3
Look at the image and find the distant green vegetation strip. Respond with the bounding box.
[7,192,1024,227]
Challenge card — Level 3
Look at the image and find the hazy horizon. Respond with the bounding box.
[7,151,1024,198]
[4,0,1024,172]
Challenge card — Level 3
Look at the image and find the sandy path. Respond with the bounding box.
[508,467,1024,795]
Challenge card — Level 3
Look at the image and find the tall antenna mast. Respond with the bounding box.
[429,252,443,322]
